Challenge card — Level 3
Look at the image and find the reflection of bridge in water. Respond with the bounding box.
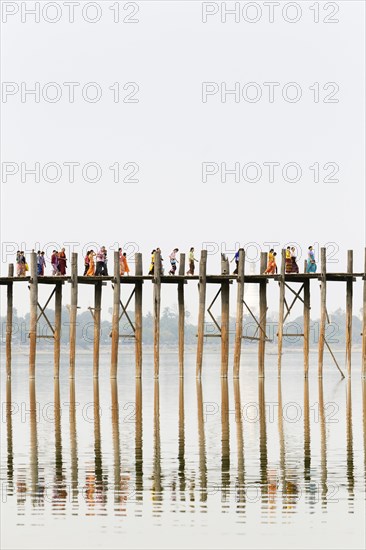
[1,247,366,381]
[4,375,364,519]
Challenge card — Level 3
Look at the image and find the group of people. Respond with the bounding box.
[262,246,317,275]
[83,247,130,277]
[51,249,67,276]
[148,247,199,276]
[14,245,318,279]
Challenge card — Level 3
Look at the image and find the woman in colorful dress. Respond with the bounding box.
[285,246,292,273]
[84,251,90,275]
[306,246,317,273]
[186,247,198,275]
[86,250,96,276]
[51,250,59,276]
[290,246,299,273]
[264,252,277,274]
[169,248,179,275]
[148,249,156,276]
[16,251,26,276]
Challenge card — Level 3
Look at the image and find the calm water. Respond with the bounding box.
[1,351,365,549]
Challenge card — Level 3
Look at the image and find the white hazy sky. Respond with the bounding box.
[0,0,365,320]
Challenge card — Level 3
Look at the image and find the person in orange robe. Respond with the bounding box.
[86,250,96,276]
[121,252,130,276]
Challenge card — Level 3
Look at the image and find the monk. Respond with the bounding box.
[58,248,67,275]
[121,252,130,276]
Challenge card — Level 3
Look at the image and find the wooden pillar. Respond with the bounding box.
[6,264,14,378]
[93,282,102,378]
[277,249,286,377]
[362,249,366,377]
[54,283,62,378]
[318,247,327,377]
[153,250,161,378]
[303,260,310,378]
[110,252,121,379]
[29,252,38,379]
[178,253,185,377]
[69,253,78,379]
[196,250,207,378]
[221,254,230,377]
[135,253,143,379]
[233,249,245,378]
[258,252,268,378]
[345,250,353,377]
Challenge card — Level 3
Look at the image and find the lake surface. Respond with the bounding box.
[1,351,365,549]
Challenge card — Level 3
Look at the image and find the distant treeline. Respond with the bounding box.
[0,306,363,349]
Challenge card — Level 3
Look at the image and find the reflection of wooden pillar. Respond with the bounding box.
[303,260,310,377]
[111,379,121,503]
[178,376,185,494]
[111,252,121,379]
[278,379,285,495]
[69,380,78,501]
[54,379,63,486]
[29,380,38,500]
[178,254,185,377]
[93,283,102,379]
[196,380,207,504]
[135,379,143,501]
[304,378,311,482]
[233,379,245,514]
[346,379,354,505]
[93,379,102,484]
[318,248,327,377]
[277,250,286,377]
[6,264,14,378]
[221,256,230,377]
[362,380,366,483]
[153,380,162,502]
[135,253,143,378]
[221,378,230,501]
[258,378,268,498]
[6,379,14,489]
[153,251,161,378]
[233,250,245,378]
[362,249,366,377]
[69,253,78,379]
[54,283,62,378]
[29,252,38,379]
[318,378,327,508]
[345,251,353,377]
[196,251,207,378]
[258,253,268,377]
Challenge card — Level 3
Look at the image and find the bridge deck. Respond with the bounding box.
[0,272,364,285]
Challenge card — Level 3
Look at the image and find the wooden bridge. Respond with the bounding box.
[1,248,366,380]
